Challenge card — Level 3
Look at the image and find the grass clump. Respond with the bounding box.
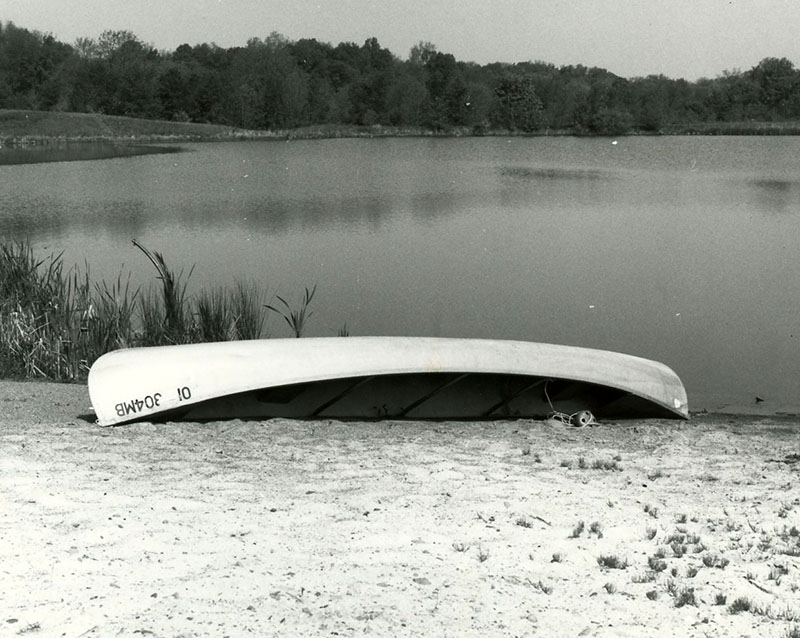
[132,239,193,343]
[589,521,604,538]
[592,458,622,471]
[769,563,790,583]
[648,556,668,572]
[728,596,755,614]
[702,554,730,569]
[0,241,113,379]
[597,555,629,570]
[674,587,697,608]
[194,280,266,342]
[0,239,318,381]
[574,456,622,471]
[665,532,686,545]
[671,542,688,558]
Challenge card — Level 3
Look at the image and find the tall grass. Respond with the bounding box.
[0,239,291,381]
[0,241,86,378]
[132,239,193,343]
[265,284,317,338]
[229,280,266,339]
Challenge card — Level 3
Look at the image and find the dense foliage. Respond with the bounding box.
[2,20,800,134]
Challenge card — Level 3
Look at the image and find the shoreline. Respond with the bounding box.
[5,125,800,147]
[3,377,798,421]
[1,379,798,637]
[4,108,800,148]
[5,377,796,421]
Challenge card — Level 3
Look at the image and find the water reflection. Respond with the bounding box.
[499,166,609,180]
[243,195,398,233]
[0,187,475,239]
[748,178,800,214]
[752,178,793,191]
[0,196,151,239]
[0,142,181,165]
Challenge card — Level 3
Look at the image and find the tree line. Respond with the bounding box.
[2,20,800,135]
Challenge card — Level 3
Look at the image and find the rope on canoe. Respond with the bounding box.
[544,380,598,428]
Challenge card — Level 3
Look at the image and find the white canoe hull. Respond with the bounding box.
[88,337,689,426]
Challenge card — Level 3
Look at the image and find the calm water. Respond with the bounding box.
[1,137,799,412]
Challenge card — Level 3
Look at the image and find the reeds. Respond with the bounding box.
[132,239,193,343]
[265,284,316,338]
[0,239,306,381]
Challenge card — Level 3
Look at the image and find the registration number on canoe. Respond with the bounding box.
[115,393,162,417]
[114,386,193,418]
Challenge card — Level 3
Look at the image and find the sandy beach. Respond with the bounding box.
[1,380,798,637]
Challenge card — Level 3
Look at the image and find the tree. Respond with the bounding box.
[492,72,544,132]
[5,17,800,135]
[589,107,633,135]
[0,22,73,109]
[83,30,161,116]
[704,69,762,121]
[749,57,799,118]
[385,64,428,125]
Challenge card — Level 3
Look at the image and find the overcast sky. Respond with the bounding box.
[4,0,799,80]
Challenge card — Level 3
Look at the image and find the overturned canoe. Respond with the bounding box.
[88,337,689,426]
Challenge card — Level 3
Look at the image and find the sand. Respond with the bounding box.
[1,380,799,637]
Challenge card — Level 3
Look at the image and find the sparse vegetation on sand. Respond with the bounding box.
[1,390,799,635]
[0,239,324,380]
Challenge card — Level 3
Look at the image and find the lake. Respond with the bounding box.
[1,136,798,413]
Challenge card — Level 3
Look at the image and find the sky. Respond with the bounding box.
[3,0,799,80]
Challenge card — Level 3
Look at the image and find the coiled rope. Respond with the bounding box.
[544,380,598,428]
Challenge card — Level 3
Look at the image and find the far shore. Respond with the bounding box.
[4,109,800,148]
[1,379,798,637]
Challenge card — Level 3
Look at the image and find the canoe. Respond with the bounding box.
[88,337,688,426]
